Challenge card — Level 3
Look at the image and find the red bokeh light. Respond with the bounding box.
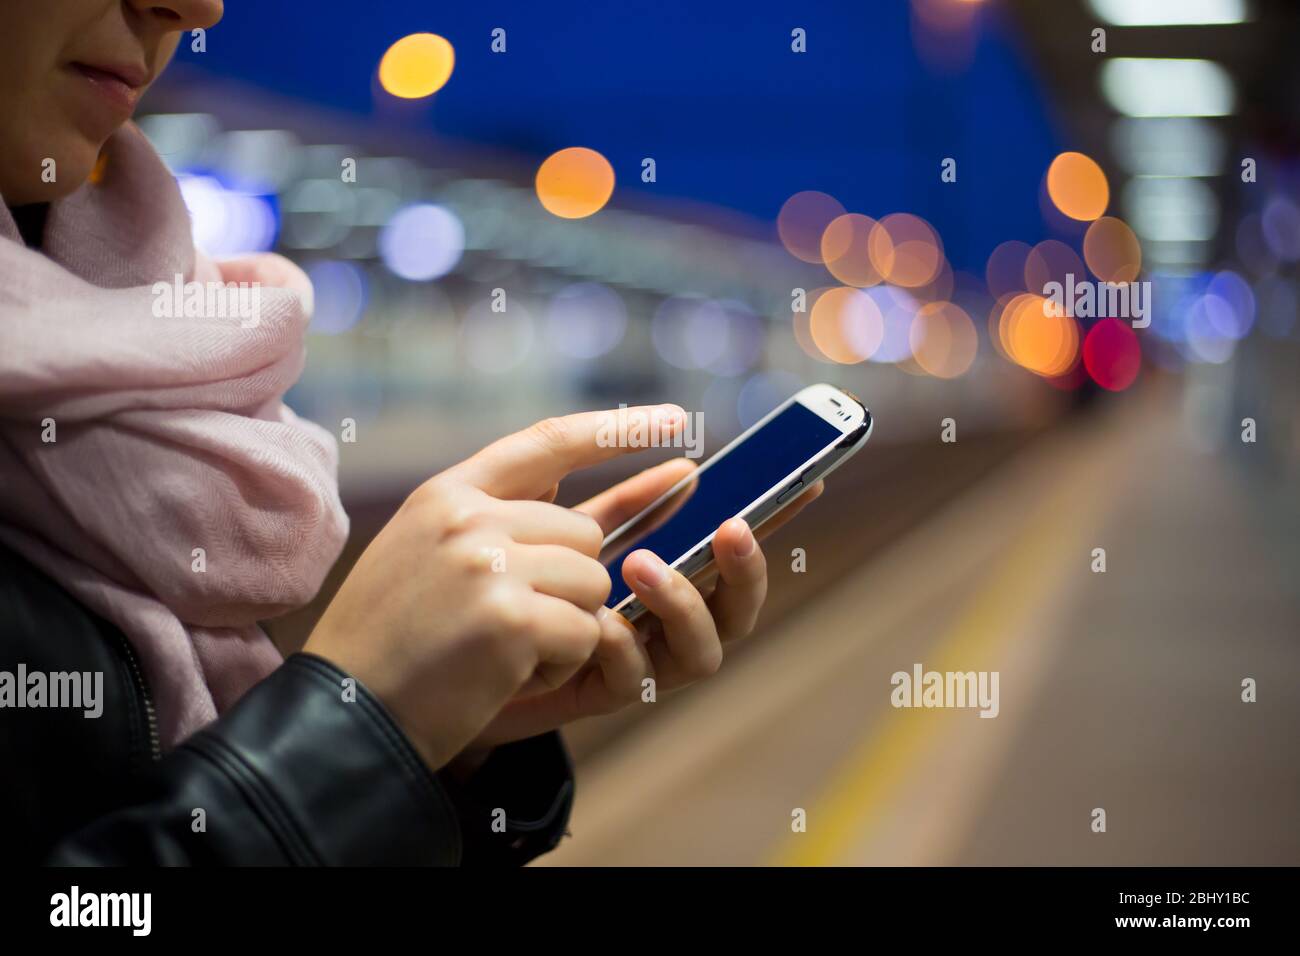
[1082,318,1141,391]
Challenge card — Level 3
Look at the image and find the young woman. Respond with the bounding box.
[0,1,819,865]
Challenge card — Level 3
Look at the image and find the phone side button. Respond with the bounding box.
[776,480,804,505]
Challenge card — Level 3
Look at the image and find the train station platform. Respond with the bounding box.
[540,386,1300,865]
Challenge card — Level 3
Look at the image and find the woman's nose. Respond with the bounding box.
[127,0,224,32]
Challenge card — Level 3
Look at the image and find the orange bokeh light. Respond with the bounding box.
[1046,152,1109,222]
[379,33,455,99]
[1001,293,1079,377]
[821,213,884,287]
[779,191,847,264]
[1024,239,1086,295]
[910,300,978,378]
[988,292,1022,361]
[535,147,615,219]
[809,286,884,363]
[868,213,944,287]
[910,258,955,304]
[1084,216,1143,283]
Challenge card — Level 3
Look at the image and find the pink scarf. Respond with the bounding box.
[0,123,349,748]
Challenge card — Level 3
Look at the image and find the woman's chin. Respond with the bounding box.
[14,140,103,202]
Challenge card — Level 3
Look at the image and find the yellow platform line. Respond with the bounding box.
[769,463,1105,866]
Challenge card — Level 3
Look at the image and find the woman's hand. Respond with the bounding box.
[304,405,686,770]
[458,459,823,753]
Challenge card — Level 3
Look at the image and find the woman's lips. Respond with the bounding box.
[69,62,147,117]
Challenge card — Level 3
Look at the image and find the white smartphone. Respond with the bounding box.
[600,383,872,624]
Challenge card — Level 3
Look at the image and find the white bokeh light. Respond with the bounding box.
[380,203,465,281]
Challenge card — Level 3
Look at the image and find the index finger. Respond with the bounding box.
[451,404,687,500]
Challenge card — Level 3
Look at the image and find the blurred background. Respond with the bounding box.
[141,0,1298,864]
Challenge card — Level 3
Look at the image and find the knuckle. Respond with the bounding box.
[659,571,697,618]
[512,653,540,688]
[409,482,491,542]
[575,511,605,556]
[528,416,572,453]
[578,611,603,652]
[483,584,531,635]
[401,479,441,520]
[443,503,489,539]
[446,533,498,574]
[534,663,570,692]
[555,614,600,669]
[551,619,595,666]
[690,642,724,680]
[584,560,613,607]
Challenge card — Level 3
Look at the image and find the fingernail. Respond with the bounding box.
[634,552,668,589]
[733,522,756,557]
[598,605,639,638]
[655,404,684,429]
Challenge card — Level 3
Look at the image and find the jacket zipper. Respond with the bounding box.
[113,631,162,762]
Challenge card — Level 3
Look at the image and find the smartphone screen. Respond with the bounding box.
[601,401,845,607]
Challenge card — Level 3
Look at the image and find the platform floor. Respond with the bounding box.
[539,388,1300,866]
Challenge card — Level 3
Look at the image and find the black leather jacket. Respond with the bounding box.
[0,542,574,865]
